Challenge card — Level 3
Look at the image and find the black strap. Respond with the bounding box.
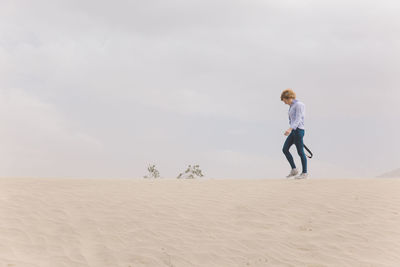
[304,144,313,159]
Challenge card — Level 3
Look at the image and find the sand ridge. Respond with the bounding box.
[1,178,400,267]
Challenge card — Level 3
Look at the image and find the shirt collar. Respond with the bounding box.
[290,99,298,106]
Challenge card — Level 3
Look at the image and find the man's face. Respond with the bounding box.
[282,98,291,105]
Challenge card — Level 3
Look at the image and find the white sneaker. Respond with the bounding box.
[295,173,308,179]
[286,168,299,178]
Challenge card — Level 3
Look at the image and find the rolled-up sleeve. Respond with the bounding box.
[290,103,305,130]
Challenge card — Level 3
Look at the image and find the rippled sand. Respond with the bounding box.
[1,177,399,267]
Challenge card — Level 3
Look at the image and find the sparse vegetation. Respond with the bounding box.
[177,164,204,179]
[143,164,160,178]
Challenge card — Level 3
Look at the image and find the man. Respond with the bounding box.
[281,89,308,179]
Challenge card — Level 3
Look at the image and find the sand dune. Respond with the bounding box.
[1,177,400,267]
[378,168,400,178]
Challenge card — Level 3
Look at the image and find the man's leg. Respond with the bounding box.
[282,131,296,169]
[294,129,307,173]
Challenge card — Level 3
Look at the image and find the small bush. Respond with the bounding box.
[143,164,160,178]
[177,164,204,179]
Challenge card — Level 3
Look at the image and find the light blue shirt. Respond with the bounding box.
[288,99,305,130]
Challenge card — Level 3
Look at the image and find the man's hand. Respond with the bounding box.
[284,128,293,136]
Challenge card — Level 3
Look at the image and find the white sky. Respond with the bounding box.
[1,0,399,178]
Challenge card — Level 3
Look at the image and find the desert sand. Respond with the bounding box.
[1,177,399,267]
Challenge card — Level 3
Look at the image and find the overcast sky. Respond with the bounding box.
[1,0,399,179]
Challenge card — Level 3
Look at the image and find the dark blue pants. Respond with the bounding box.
[282,128,307,173]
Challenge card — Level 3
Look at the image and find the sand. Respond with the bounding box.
[1,177,399,267]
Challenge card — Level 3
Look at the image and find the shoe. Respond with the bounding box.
[295,173,308,179]
[286,168,299,178]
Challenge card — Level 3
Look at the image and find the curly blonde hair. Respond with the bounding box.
[280,89,296,100]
